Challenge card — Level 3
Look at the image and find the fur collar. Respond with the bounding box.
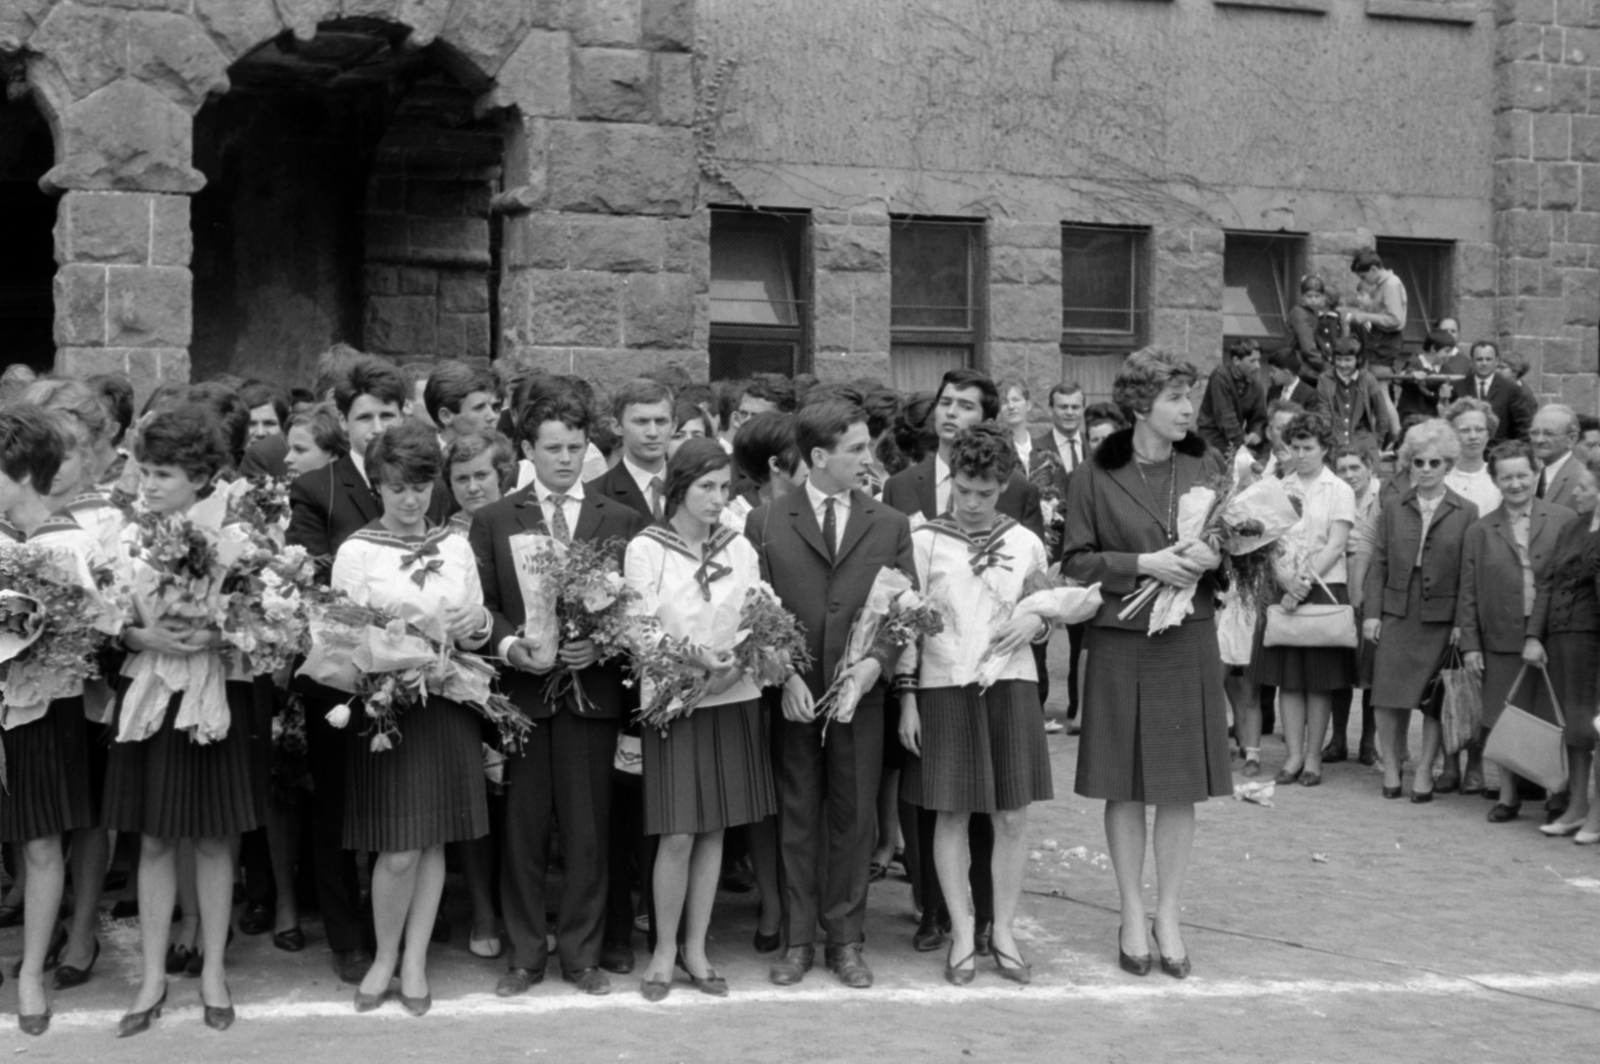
[1094,428,1209,471]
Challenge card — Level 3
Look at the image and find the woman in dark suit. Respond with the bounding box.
[1062,348,1231,980]
[1526,445,1600,838]
[1456,441,1572,820]
[1363,420,1479,801]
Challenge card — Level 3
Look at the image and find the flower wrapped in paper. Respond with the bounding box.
[972,569,1103,690]
[507,533,638,712]
[220,537,322,676]
[0,544,124,723]
[814,568,943,727]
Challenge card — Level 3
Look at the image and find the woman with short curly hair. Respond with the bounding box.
[897,422,1052,985]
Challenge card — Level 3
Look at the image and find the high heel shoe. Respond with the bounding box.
[397,990,432,1017]
[52,938,99,990]
[116,986,167,1038]
[1382,783,1403,800]
[1150,926,1191,980]
[990,943,1032,985]
[1540,820,1583,837]
[202,984,235,1031]
[17,1009,50,1036]
[1118,925,1152,976]
[1575,829,1600,845]
[944,944,977,986]
[353,988,388,1013]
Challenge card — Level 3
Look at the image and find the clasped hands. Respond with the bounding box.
[124,617,222,656]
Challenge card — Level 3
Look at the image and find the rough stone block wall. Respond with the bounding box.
[1148,227,1225,372]
[986,219,1063,397]
[809,207,889,383]
[1494,0,1600,409]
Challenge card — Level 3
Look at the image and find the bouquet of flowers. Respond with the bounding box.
[507,535,637,713]
[973,567,1102,690]
[315,598,534,754]
[0,544,123,715]
[223,476,293,545]
[1027,451,1068,556]
[119,508,234,744]
[631,630,718,733]
[219,536,323,676]
[815,568,944,727]
[733,582,811,688]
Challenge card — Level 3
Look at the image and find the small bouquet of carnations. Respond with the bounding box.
[815,568,944,727]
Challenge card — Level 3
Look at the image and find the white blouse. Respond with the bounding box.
[908,518,1048,688]
[1445,465,1501,517]
[331,523,485,647]
[1283,465,1356,585]
[623,524,762,708]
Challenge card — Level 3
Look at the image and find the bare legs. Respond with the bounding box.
[1104,801,1196,962]
[1552,747,1593,828]
[1375,707,1409,790]
[128,836,177,1015]
[1279,691,1332,777]
[1413,714,1444,795]
[359,846,445,1000]
[987,809,1029,966]
[643,830,724,984]
[931,808,1031,971]
[1224,674,1261,766]
[18,836,64,1018]
[192,837,234,1008]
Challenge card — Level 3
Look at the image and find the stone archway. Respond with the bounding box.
[0,58,56,376]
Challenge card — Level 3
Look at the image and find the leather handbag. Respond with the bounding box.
[1262,573,1358,649]
[1483,664,1568,793]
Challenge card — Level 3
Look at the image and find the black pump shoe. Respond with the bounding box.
[1150,926,1191,980]
[52,939,99,991]
[1118,925,1152,976]
[116,987,167,1038]
[17,1009,51,1036]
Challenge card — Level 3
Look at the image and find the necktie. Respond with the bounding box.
[822,496,837,560]
[547,493,571,543]
[1068,437,1080,469]
[1480,378,1489,400]
[1537,469,1547,499]
[648,476,665,519]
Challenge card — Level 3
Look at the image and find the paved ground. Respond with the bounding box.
[3,644,1599,1061]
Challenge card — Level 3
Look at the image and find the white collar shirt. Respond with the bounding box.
[804,479,851,550]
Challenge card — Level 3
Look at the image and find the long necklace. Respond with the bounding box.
[1134,450,1178,544]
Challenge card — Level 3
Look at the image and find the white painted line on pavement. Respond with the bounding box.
[12,969,1600,1031]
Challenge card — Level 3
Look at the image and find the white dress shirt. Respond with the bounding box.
[1051,429,1082,473]
[622,454,667,514]
[804,479,851,550]
[934,453,953,514]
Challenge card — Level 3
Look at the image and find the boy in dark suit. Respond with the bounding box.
[469,392,648,998]
[747,399,914,990]
[1264,348,1326,416]
[588,379,675,521]
[1464,340,1535,443]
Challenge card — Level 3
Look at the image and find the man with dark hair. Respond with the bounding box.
[1031,382,1086,493]
[1264,347,1326,415]
[590,379,674,520]
[747,398,914,991]
[424,361,500,447]
[287,353,449,986]
[1346,249,1407,374]
[1395,330,1471,423]
[881,369,1042,952]
[1197,342,1266,457]
[741,374,798,417]
[470,391,646,999]
[1464,340,1534,443]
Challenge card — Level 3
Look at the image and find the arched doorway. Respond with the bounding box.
[0,60,57,377]
[190,19,506,386]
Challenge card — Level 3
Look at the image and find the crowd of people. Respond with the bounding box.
[0,247,1593,1035]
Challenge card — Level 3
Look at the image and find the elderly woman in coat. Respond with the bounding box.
[1456,440,1573,818]
[1062,348,1231,981]
[1363,419,1480,801]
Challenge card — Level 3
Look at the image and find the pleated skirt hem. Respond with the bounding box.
[0,697,98,842]
[901,681,1053,814]
[642,697,777,836]
[343,695,489,852]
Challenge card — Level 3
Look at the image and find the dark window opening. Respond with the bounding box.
[890,217,984,394]
[709,208,809,381]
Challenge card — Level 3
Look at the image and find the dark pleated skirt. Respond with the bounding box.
[1547,631,1599,749]
[1370,571,1453,711]
[1253,583,1358,692]
[901,681,1053,813]
[1075,621,1233,805]
[642,697,776,836]
[103,680,263,839]
[344,694,488,852]
[0,697,98,842]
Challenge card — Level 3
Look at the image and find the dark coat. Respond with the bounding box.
[1363,486,1479,624]
[1456,499,1573,654]
[1530,513,1600,638]
[287,454,452,582]
[467,485,647,720]
[745,486,914,699]
[1461,372,1535,443]
[586,460,655,523]
[1197,367,1266,457]
[880,455,1045,541]
[1268,378,1327,417]
[1060,429,1224,630]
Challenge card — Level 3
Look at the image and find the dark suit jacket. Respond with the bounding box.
[468,485,647,720]
[1530,514,1600,637]
[1463,373,1535,442]
[240,434,289,479]
[1542,452,1585,513]
[587,460,654,523]
[287,454,452,582]
[880,455,1045,541]
[1364,486,1479,624]
[745,487,914,700]
[1457,499,1573,654]
[1197,368,1266,457]
[1061,429,1225,629]
[1269,378,1327,417]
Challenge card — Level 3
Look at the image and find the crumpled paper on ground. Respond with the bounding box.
[1232,779,1276,807]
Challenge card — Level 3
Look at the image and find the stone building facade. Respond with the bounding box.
[0,0,1595,410]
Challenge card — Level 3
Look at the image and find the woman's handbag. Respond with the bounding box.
[1439,648,1483,754]
[1262,573,1358,649]
[1482,664,1568,792]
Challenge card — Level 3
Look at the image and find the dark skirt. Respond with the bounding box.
[1370,571,1453,711]
[1480,651,1537,732]
[344,694,488,852]
[901,681,1053,813]
[1252,583,1358,692]
[1074,621,1233,805]
[103,680,263,839]
[1548,631,1599,749]
[642,697,776,836]
[0,697,98,842]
